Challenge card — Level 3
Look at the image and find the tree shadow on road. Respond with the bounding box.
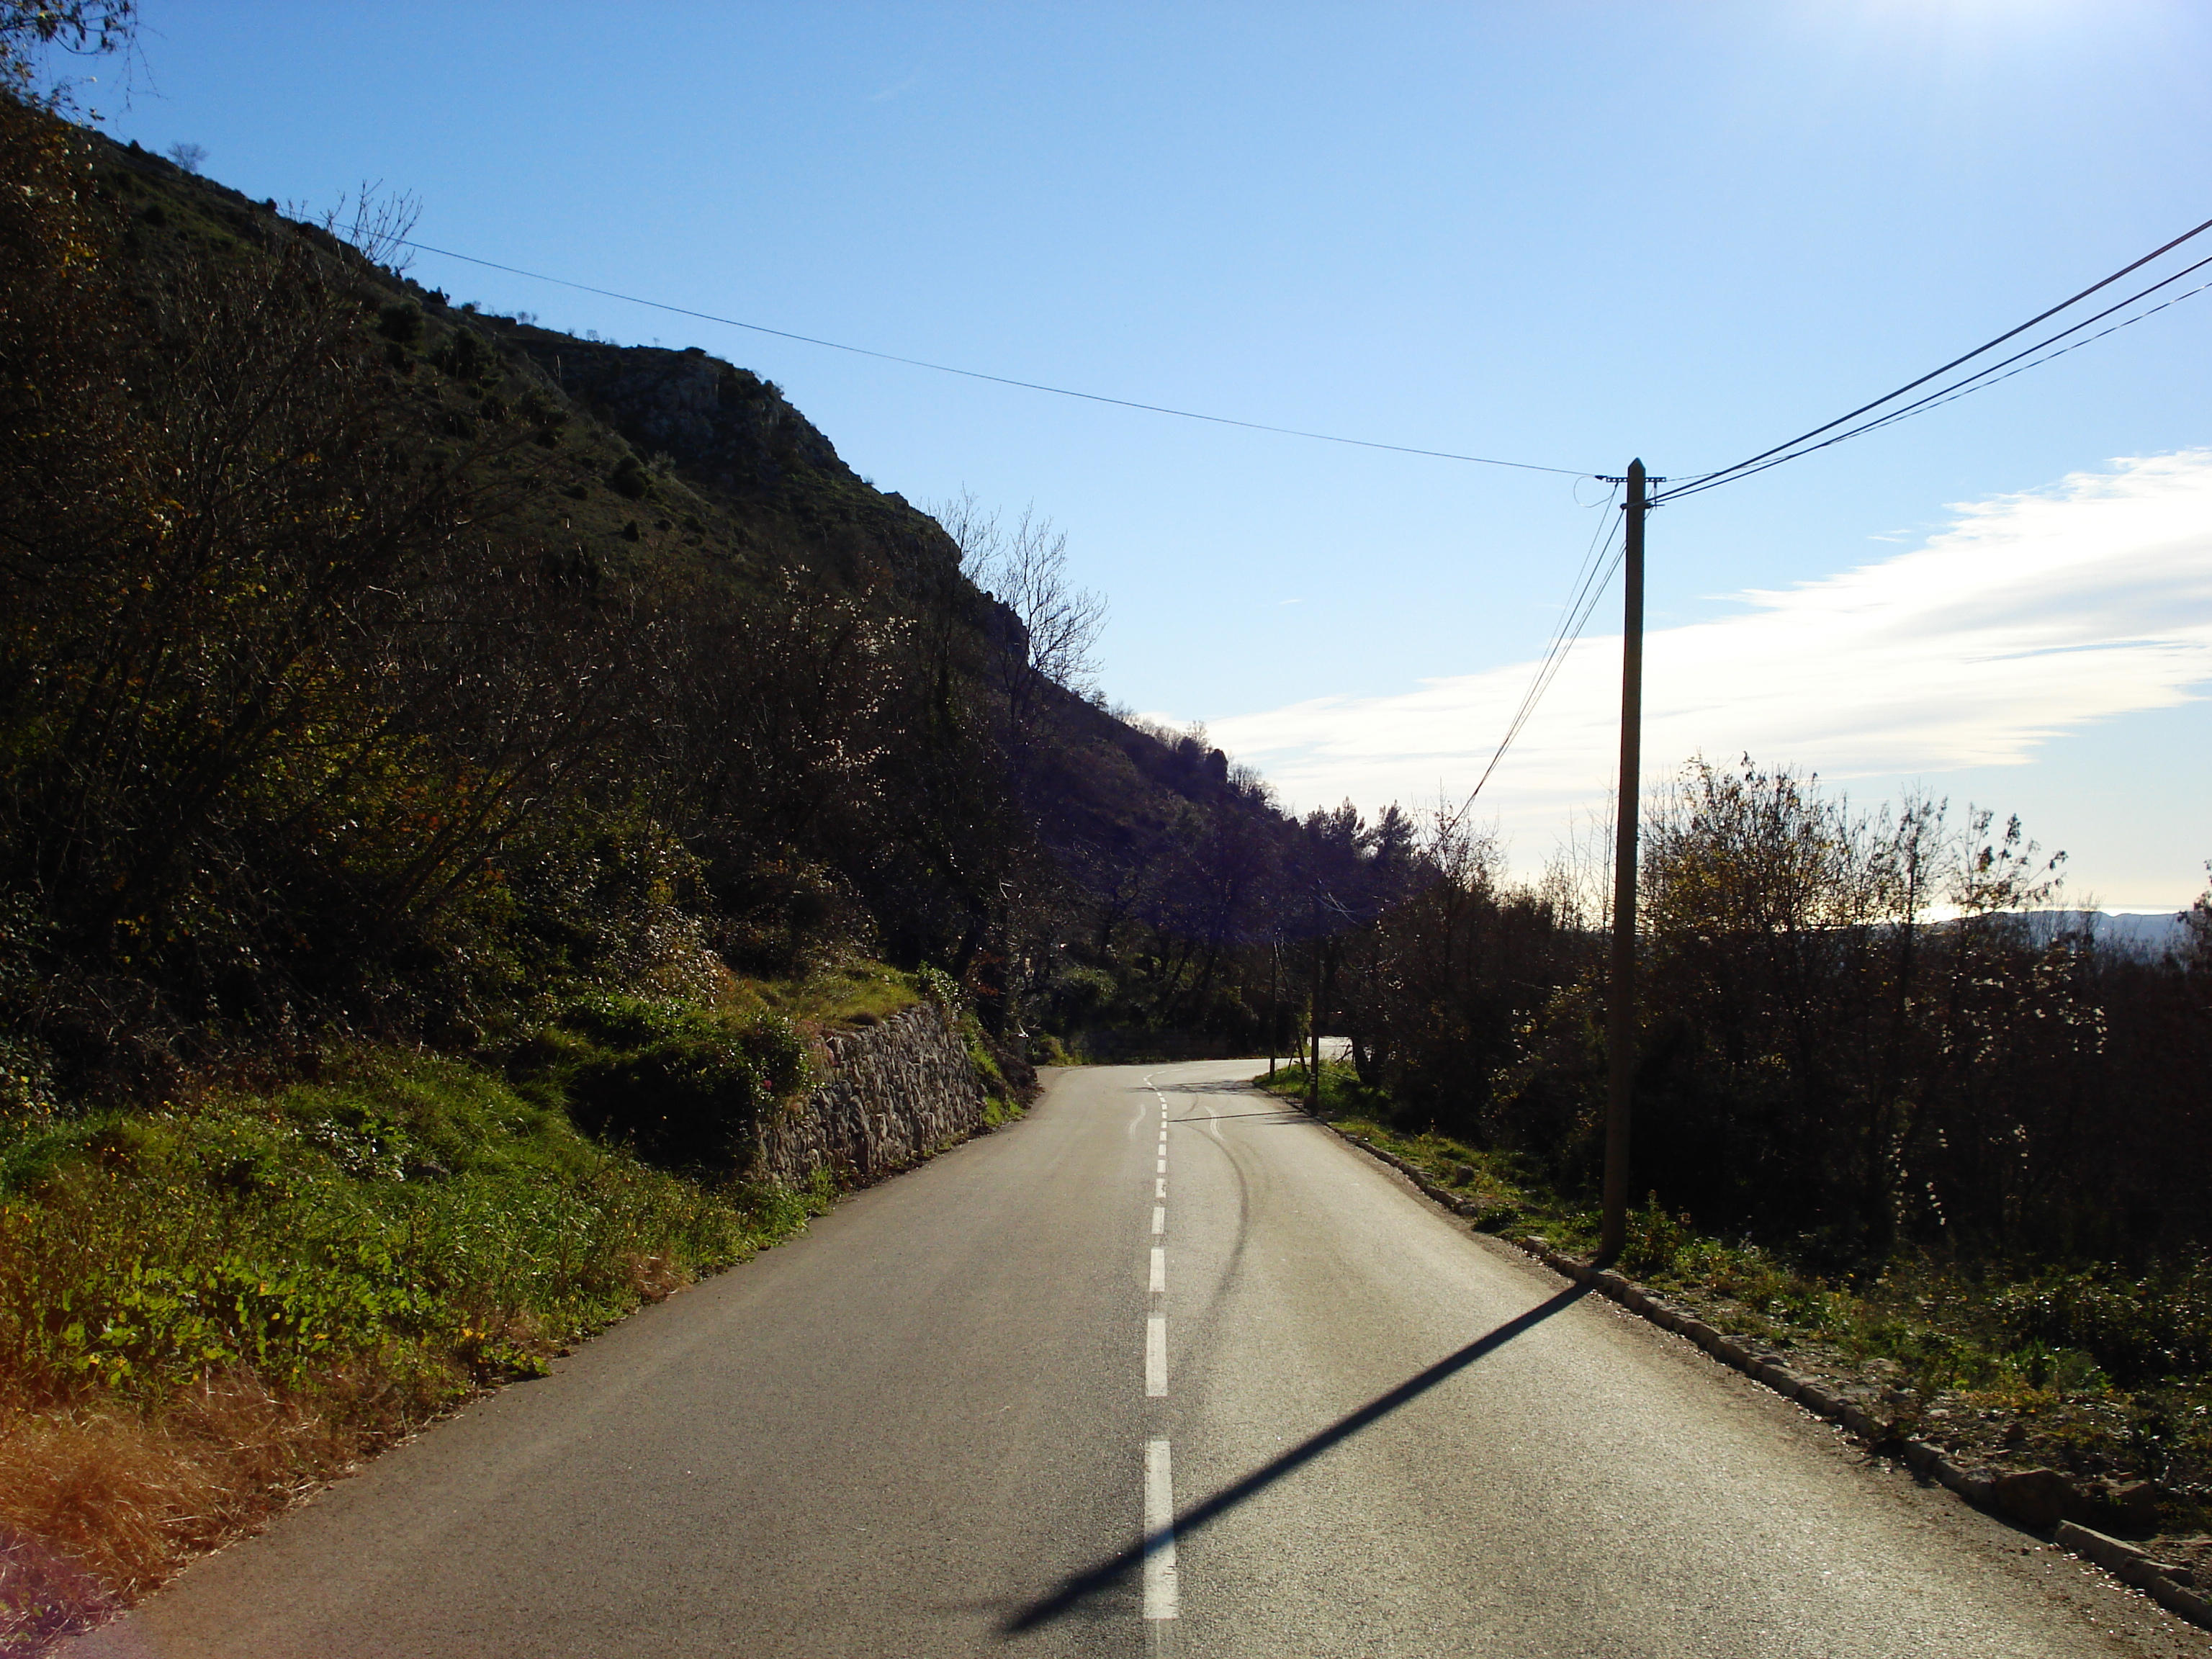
[999,1281,1594,1637]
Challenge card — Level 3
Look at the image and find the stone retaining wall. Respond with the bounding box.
[755,1002,987,1189]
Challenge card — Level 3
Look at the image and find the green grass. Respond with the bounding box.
[0,964,975,1419]
[0,1040,842,1646]
[1025,1032,1076,1066]
[0,968,1010,1640]
[964,1033,1022,1123]
[0,1046,827,1414]
[723,961,922,1028]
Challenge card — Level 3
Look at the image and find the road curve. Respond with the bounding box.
[68,1061,2206,1657]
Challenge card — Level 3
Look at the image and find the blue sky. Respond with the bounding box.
[106,1,2212,907]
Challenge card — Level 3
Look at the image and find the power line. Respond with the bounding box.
[1655,213,2212,505]
[1508,520,1627,765]
[1454,490,1624,819]
[1660,251,2212,505]
[1661,258,2212,503]
[1455,218,2212,831]
[1658,266,2212,505]
[1849,271,2212,435]
[395,237,1597,478]
[394,223,2212,812]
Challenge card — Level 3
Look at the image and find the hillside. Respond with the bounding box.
[0,92,1367,1646]
[0,104,1320,1110]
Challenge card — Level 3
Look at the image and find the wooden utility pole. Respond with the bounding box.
[1267,936,1280,1078]
[1599,459,1648,1263]
[1307,895,1323,1112]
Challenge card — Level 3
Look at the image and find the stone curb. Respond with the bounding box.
[1503,1231,2211,1635]
[2054,1521,2212,1628]
[1290,1101,2211,1636]
[1335,1131,1487,1218]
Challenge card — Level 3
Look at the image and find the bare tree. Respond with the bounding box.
[321,180,421,274]
[0,0,137,112]
[932,490,1107,726]
[163,139,204,173]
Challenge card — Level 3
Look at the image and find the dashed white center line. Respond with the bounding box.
[1142,1087,1180,1631]
[1143,1439,1178,1620]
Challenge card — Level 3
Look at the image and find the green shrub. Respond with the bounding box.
[520,995,816,1171]
[914,964,962,1012]
[375,300,422,344]
[1994,1263,2212,1387]
[433,325,496,383]
[0,1048,810,1411]
[1619,1194,1696,1278]
[1258,1058,1385,1118]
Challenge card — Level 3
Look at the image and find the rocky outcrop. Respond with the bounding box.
[527,341,858,493]
[501,334,968,603]
[755,1002,988,1188]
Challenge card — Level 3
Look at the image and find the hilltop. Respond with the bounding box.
[0,104,1319,1107]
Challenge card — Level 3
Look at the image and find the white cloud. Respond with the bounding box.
[1206,451,2212,842]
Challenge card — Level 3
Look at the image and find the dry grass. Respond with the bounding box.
[0,1043,837,1655]
[0,1373,422,1656]
[624,1251,691,1303]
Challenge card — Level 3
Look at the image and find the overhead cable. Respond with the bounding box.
[395,238,1596,478]
[1844,272,2212,434]
[1452,488,1624,824]
[1655,212,2212,505]
[1659,260,2212,503]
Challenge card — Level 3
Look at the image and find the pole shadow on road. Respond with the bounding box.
[1000,1281,1594,1636]
[1166,1108,1313,1124]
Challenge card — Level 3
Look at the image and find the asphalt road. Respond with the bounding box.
[71,1061,2207,1657]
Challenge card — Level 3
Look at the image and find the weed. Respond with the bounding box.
[1258,1060,2212,1516]
[722,961,921,1029]
[0,1043,832,1644]
[513,994,817,1171]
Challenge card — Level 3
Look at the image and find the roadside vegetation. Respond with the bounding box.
[0,1033,830,1654]
[0,952,1012,1655]
[1263,1056,2212,1539]
[5,6,2210,1642]
[1248,757,2211,1548]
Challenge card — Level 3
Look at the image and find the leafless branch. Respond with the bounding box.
[932,489,1107,711]
[322,180,422,275]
